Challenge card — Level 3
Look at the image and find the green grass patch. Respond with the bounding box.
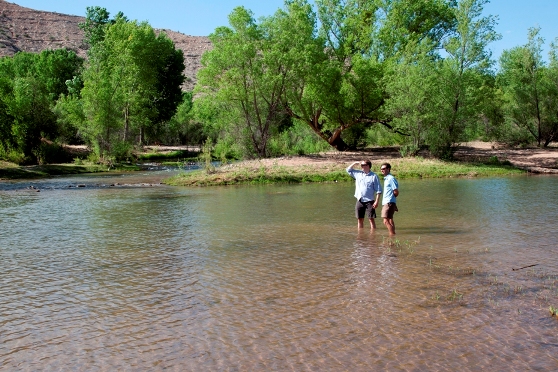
[0,162,140,180]
[0,163,108,180]
[164,157,525,187]
[389,158,524,178]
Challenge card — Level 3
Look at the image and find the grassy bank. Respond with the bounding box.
[0,147,199,180]
[165,157,526,187]
[0,161,138,180]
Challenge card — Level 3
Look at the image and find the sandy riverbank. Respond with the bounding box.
[217,141,558,174]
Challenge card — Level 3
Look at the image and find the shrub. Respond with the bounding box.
[0,146,26,164]
[399,144,420,157]
[110,141,134,162]
[34,141,71,164]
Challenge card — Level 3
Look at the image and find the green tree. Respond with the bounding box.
[79,6,111,49]
[156,92,203,145]
[284,0,457,150]
[376,0,457,58]
[0,62,16,153]
[427,0,499,158]
[498,28,558,147]
[384,42,439,156]
[0,49,83,162]
[297,0,386,150]
[78,14,184,158]
[194,0,469,155]
[196,6,290,158]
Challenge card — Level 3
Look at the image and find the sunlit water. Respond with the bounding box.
[1,172,557,371]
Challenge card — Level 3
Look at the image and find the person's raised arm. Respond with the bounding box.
[347,161,360,173]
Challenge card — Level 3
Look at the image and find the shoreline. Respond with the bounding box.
[2,142,557,183]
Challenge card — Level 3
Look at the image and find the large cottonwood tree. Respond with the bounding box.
[196,0,461,153]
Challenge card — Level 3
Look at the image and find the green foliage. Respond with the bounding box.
[384,41,439,154]
[151,46,186,125]
[0,9,184,164]
[157,92,203,145]
[364,125,403,147]
[213,135,243,161]
[399,144,420,157]
[376,0,457,58]
[196,6,291,158]
[194,0,481,156]
[79,6,111,49]
[497,27,558,147]
[110,140,134,162]
[34,141,71,164]
[428,0,499,158]
[78,14,185,157]
[86,151,100,164]
[0,96,14,152]
[288,0,385,150]
[0,49,83,163]
[199,138,215,173]
[0,146,25,164]
[53,94,85,144]
[267,121,330,156]
[339,122,369,149]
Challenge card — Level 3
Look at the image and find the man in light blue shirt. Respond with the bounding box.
[346,160,382,229]
[380,162,399,235]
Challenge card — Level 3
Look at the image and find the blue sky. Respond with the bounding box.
[8,0,558,62]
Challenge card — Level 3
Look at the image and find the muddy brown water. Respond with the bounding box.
[1,172,557,370]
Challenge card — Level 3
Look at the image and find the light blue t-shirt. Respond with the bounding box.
[346,167,381,202]
[382,174,398,205]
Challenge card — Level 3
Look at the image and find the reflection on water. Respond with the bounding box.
[1,174,558,370]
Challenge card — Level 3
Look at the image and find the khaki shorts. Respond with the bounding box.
[381,203,398,219]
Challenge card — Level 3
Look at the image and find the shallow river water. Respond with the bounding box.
[1,171,557,371]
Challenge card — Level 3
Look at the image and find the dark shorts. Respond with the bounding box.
[381,203,398,219]
[355,199,376,219]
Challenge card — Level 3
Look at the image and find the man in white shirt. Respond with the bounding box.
[346,160,382,229]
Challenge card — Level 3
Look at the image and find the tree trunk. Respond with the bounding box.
[123,105,129,142]
[328,134,349,151]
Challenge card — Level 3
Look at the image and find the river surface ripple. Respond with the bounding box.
[1,173,558,371]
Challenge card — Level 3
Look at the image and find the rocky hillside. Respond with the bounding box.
[0,1,211,90]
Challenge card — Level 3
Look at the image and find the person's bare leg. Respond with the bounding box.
[389,218,395,234]
[369,218,376,229]
[383,217,396,235]
[358,218,364,229]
